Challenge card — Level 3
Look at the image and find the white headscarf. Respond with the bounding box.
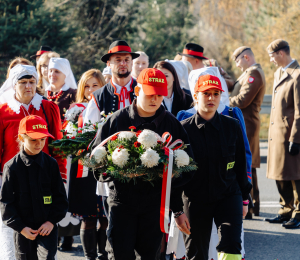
[189,67,229,113]
[103,66,112,76]
[0,64,38,105]
[165,60,190,91]
[48,58,77,90]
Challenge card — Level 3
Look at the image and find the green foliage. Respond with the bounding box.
[0,0,76,82]
[0,0,196,82]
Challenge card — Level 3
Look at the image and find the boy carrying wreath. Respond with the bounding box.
[92,68,195,260]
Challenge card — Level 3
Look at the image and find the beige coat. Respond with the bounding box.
[229,64,266,168]
[267,60,300,180]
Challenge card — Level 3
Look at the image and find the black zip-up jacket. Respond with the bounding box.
[181,112,252,203]
[0,150,68,232]
[92,100,195,212]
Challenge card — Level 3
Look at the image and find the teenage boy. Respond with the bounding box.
[92,68,194,260]
[0,115,68,260]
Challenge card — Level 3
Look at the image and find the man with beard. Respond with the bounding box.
[84,40,140,124]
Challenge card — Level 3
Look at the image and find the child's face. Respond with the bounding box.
[23,136,47,155]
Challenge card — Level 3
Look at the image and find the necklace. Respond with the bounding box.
[47,90,64,101]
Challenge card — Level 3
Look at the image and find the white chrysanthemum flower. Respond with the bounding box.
[93,146,107,163]
[65,122,77,137]
[137,130,158,149]
[65,106,84,122]
[118,131,135,140]
[140,148,160,168]
[112,148,129,168]
[174,150,190,167]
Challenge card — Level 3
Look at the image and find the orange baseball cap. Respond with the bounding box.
[137,68,168,96]
[19,115,55,139]
[194,74,224,93]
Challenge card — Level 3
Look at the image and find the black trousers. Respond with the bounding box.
[276,180,300,219]
[14,225,58,260]
[183,194,243,260]
[106,195,163,260]
[249,168,260,215]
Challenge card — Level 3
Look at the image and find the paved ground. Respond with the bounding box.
[58,142,300,260]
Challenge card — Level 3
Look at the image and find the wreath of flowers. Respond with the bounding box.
[82,126,198,184]
[49,106,112,162]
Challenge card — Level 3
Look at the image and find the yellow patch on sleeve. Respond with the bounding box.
[227,161,235,170]
[43,196,52,204]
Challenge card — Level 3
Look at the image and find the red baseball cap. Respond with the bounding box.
[137,68,168,96]
[18,115,55,139]
[194,74,224,93]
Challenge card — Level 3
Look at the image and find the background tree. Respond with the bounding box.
[0,0,76,81]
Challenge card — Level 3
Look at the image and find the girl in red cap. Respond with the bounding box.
[180,74,252,260]
[0,115,68,260]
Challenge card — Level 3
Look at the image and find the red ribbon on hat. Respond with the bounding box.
[36,50,49,56]
[183,49,204,58]
[108,45,132,54]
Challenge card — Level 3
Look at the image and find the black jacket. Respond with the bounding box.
[162,90,193,117]
[92,100,195,212]
[0,150,68,232]
[181,112,252,203]
[92,78,137,114]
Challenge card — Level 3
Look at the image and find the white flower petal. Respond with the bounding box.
[112,148,129,168]
[174,150,190,167]
[137,130,158,149]
[140,148,160,168]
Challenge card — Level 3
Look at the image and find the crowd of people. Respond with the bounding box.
[0,37,299,260]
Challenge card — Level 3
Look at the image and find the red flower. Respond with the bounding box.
[134,142,141,148]
[103,172,107,177]
[111,135,118,141]
[157,141,162,144]
[136,130,142,137]
[66,136,70,139]
[78,130,82,134]
[71,136,76,139]
[129,126,136,130]
[118,145,124,149]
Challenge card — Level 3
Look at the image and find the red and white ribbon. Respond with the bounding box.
[160,132,183,233]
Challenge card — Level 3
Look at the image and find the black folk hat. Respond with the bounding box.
[178,43,208,60]
[30,46,53,60]
[101,40,140,63]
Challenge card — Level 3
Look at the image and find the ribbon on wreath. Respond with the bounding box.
[89,130,183,234]
[160,132,183,233]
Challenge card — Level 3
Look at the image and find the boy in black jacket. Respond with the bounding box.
[0,115,68,260]
[92,68,194,260]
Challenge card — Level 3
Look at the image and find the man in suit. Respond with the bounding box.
[230,46,266,219]
[265,39,300,229]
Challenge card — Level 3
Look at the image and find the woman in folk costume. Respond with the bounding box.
[153,61,193,117]
[168,67,252,260]
[46,57,77,122]
[0,64,66,260]
[180,74,252,260]
[36,52,60,96]
[67,69,108,260]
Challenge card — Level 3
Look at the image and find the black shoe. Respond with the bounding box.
[59,236,74,251]
[282,218,300,229]
[264,215,290,223]
[245,212,252,220]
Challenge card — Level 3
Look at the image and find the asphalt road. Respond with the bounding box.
[57,142,300,260]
